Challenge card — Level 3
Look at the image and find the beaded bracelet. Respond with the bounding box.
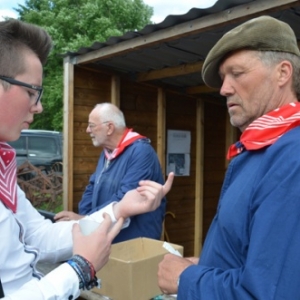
[72,255,92,285]
[67,255,99,290]
[68,259,85,290]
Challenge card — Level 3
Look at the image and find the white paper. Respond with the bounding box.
[167,130,191,153]
[166,130,191,176]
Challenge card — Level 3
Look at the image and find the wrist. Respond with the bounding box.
[112,202,122,220]
[67,255,100,290]
[104,202,118,222]
[110,202,131,228]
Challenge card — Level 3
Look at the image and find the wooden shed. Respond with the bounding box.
[62,0,300,257]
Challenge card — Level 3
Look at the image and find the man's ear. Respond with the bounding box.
[277,60,293,87]
[107,122,114,136]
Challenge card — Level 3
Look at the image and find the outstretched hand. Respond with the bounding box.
[113,172,174,219]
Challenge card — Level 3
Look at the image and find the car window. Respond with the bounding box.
[28,137,58,157]
[9,136,27,153]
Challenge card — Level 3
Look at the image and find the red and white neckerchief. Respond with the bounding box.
[227,102,300,160]
[0,142,17,212]
[104,128,145,161]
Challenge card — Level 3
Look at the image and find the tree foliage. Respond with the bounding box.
[14,0,153,130]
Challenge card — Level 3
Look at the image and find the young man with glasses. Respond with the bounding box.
[0,19,173,299]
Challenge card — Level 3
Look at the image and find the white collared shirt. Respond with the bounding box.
[0,185,129,299]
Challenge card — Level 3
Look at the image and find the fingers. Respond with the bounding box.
[72,222,81,234]
[163,172,174,195]
[54,211,83,222]
[136,185,159,198]
[137,172,175,197]
[96,212,113,232]
[138,172,175,199]
[186,256,199,264]
[108,216,124,240]
[55,217,70,222]
[54,211,69,222]
[158,253,189,295]
[94,213,124,242]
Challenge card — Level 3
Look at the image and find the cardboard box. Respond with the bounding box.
[92,237,183,300]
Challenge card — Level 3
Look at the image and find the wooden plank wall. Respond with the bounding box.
[72,67,111,211]
[71,67,227,258]
[120,80,159,148]
[164,96,227,256]
[202,101,227,243]
[165,93,197,257]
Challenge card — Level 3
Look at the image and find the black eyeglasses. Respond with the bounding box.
[0,75,43,105]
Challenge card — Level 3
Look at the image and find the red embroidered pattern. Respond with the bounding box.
[0,142,17,212]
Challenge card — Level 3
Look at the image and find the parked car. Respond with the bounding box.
[8,129,63,174]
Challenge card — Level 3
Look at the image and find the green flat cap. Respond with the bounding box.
[202,15,300,88]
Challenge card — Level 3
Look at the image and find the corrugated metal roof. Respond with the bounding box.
[64,0,255,57]
[64,0,300,96]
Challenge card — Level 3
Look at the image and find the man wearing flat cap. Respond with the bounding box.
[158,15,300,299]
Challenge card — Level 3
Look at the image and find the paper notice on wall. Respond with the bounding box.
[166,130,191,176]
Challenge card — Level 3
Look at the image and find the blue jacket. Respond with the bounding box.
[179,127,300,299]
[79,138,166,243]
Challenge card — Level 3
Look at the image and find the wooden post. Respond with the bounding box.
[111,75,120,107]
[194,99,204,255]
[157,88,166,241]
[63,57,74,210]
[157,88,166,175]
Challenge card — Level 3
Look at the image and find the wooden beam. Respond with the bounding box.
[194,98,204,255]
[186,85,219,95]
[137,61,203,82]
[63,57,74,210]
[111,75,120,107]
[73,0,299,65]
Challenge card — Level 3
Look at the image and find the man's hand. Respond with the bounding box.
[186,257,199,264]
[54,211,85,222]
[113,172,174,219]
[158,254,196,295]
[72,213,124,271]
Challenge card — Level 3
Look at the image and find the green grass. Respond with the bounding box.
[33,193,63,213]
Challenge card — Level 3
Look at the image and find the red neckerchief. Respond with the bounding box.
[227,102,300,159]
[104,128,145,161]
[0,142,17,212]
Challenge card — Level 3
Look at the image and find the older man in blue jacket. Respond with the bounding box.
[56,102,166,243]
